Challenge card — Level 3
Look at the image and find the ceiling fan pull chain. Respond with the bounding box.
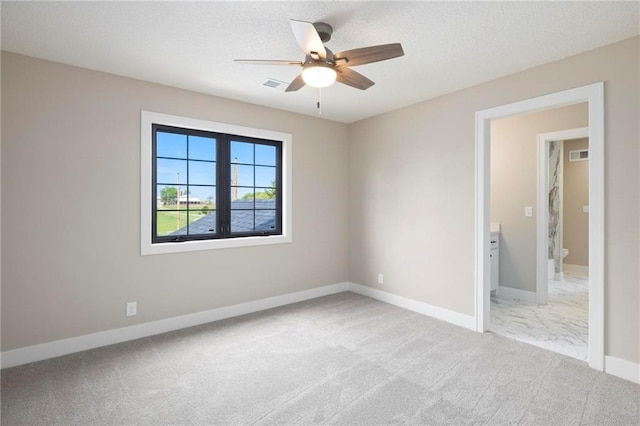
[317,88,322,116]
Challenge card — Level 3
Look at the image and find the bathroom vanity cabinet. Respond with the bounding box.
[490,230,500,291]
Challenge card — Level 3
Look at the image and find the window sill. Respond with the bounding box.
[141,233,292,255]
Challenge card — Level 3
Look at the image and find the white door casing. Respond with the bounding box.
[474,83,604,371]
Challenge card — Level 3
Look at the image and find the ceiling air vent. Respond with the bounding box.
[569,149,589,162]
[262,79,287,89]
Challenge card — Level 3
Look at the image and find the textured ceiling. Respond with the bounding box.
[2,1,638,123]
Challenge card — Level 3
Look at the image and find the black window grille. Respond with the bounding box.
[152,124,282,243]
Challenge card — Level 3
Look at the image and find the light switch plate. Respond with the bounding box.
[524,206,533,217]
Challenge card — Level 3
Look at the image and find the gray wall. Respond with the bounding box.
[1,52,350,351]
[349,36,639,363]
[490,104,588,292]
[563,138,589,267]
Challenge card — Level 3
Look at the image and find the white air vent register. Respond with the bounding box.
[569,149,589,161]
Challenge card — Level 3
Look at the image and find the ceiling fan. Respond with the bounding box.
[235,20,404,92]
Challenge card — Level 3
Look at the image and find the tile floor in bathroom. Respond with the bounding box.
[489,268,588,361]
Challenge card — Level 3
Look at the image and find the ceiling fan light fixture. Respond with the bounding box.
[301,63,337,88]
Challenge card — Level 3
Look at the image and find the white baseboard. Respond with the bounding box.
[5,280,636,386]
[497,285,537,303]
[348,282,476,331]
[605,355,640,384]
[0,282,349,369]
[563,263,589,275]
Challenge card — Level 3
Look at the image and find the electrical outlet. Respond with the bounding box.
[126,301,137,317]
[377,273,384,284]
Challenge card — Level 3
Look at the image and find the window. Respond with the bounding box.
[153,126,282,242]
[141,112,292,255]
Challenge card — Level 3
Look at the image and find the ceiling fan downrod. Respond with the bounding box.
[312,22,333,43]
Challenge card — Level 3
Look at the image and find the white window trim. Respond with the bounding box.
[141,111,292,255]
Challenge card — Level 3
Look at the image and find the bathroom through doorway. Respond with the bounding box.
[489,120,590,361]
[474,82,604,371]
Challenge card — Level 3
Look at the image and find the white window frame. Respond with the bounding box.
[141,111,292,255]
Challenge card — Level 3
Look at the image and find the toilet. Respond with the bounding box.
[549,249,569,283]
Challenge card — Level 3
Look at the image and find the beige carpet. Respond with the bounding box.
[2,292,639,425]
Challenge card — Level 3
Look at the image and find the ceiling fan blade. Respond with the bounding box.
[234,59,303,66]
[290,19,326,59]
[285,74,306,92]
[334,43,404,67]
[336,67,374,90]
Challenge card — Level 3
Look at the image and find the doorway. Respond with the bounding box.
[488,124,590,361]
[474,83,604,371]
[536,127,589,303]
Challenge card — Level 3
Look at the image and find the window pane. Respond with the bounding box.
[231,210,254,233]
[157,185,181,209]
[229,202,276,233]
[255,210,276,232]
[178,191,200,206]
[188,161,216,185]
[231,141,254,164]
[231,195,254,210]
[156,210,188,236]
[255,166,276,188]
[232,164,254,187]
[157,158,187,184]
[188,210,216,235]
[187,186,216,210]
[235,190,253,202]
[157,132,187,158]
[254,198,276,210]
[255,144,276,166]
[189,136,216,161]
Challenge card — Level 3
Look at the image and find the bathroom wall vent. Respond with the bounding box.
[569,149,589,161]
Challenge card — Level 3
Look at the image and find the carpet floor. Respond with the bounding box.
[1,292,638,425]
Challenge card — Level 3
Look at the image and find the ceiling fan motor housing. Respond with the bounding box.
[313,22,333,43]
